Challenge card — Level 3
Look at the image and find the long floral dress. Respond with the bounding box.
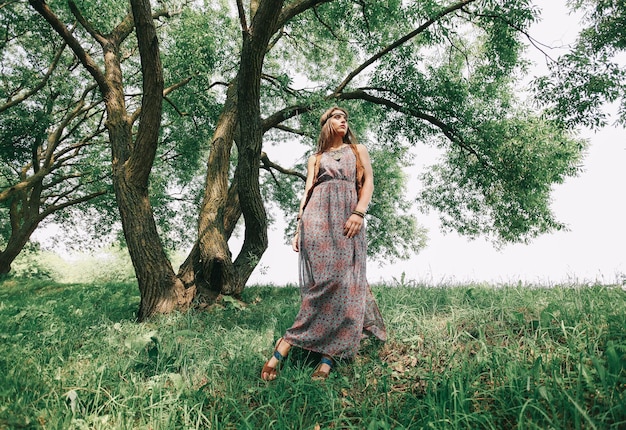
[283,145,387,359]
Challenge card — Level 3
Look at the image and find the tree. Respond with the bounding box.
[0,84,110,274]
[27,0,196,320]
[1,0,201,276]
[21,0,585,320]
[0,2,110,274]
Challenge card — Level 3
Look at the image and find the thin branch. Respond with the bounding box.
[41,190,107,219]
[28,0,108,94]
[44,173,81,191]
[341,88,493,170]
[355,0,371,35]
[164,76,193,96]
[261,73,299,96]
[312,6,345,41]
[443,31,471,78]
[236,0,248,33]
[209,81,231,89]
[68,0,107,45]
[55,128,107,163]
[260,151,306,181]
[58,101,104,146]
[0,1,20,10]
[130,76,193,124]
[267,28,285,52]
[43,94,91,168]
[262,104,313,132]
[274,124,306,136]
[470,10,558,63]
[276,0,332,29]
[0,42,67,114]
[334,0,476,94]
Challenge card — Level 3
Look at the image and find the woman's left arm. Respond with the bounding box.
[344,144,373,238]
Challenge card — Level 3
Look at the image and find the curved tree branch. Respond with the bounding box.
[236,0,248,33]
[274,124,306,136]
[28,0,108,95]
[130,76,193,124]
[262,103,313,131]
[40,190,107,219]
[262,3,477,134]
[126,0,164,183]
[334,0,476,94]
[341,88,494,170]
[68,0,107,45]
[312,5,346,41]
[0,42,67,114]
[260,151,306,181]
[276,0,332,30]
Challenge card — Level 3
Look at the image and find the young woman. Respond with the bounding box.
[261,106,386,381]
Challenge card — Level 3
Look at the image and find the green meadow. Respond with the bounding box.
[0,279,625,429]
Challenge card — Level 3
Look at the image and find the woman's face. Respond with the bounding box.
[328,110,348,137]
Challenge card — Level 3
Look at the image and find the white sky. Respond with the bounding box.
[246,1,626,286]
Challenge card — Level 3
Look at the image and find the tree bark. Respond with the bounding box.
[119,0,190,320]
[29,0,191,318]
[178,81,239,298]
[197,81,238,295]
[0,187,42,275]
[231,0,285,293]
[178,0,286,297]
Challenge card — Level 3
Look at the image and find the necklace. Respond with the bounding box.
[329,144,346,161]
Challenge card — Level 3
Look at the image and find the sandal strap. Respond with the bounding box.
[272,337,288,361]
[320,356,333,368]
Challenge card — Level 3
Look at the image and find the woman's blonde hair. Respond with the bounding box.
[316,106,358,153]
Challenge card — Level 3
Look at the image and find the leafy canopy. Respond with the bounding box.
[533,0,626,128]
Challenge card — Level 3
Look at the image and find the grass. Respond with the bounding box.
[0,278,625,429]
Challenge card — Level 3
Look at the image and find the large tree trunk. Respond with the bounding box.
[29,0,191,318]
[178,0,285,298]
[112,0,190,320]
[197,82,238,295]
[114,171,189,320]
[177,81,239,299]
[231,0,285,293]
[177,154,243,300]
[0,187,42,275]
[177,161,243,299]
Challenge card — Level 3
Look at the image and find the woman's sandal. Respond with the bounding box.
[261,338,289,381]
[311,356,333,380]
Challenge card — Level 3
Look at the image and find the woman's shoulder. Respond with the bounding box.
[306,153,320,169]
[352,143,369,154]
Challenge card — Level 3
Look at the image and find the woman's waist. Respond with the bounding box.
[317,174,354,184]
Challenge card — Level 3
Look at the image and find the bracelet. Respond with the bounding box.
[352,210,365,218]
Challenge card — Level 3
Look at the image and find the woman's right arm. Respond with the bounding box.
[297,154,318,219]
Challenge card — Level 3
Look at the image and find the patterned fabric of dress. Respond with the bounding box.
[283,145,387,359]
